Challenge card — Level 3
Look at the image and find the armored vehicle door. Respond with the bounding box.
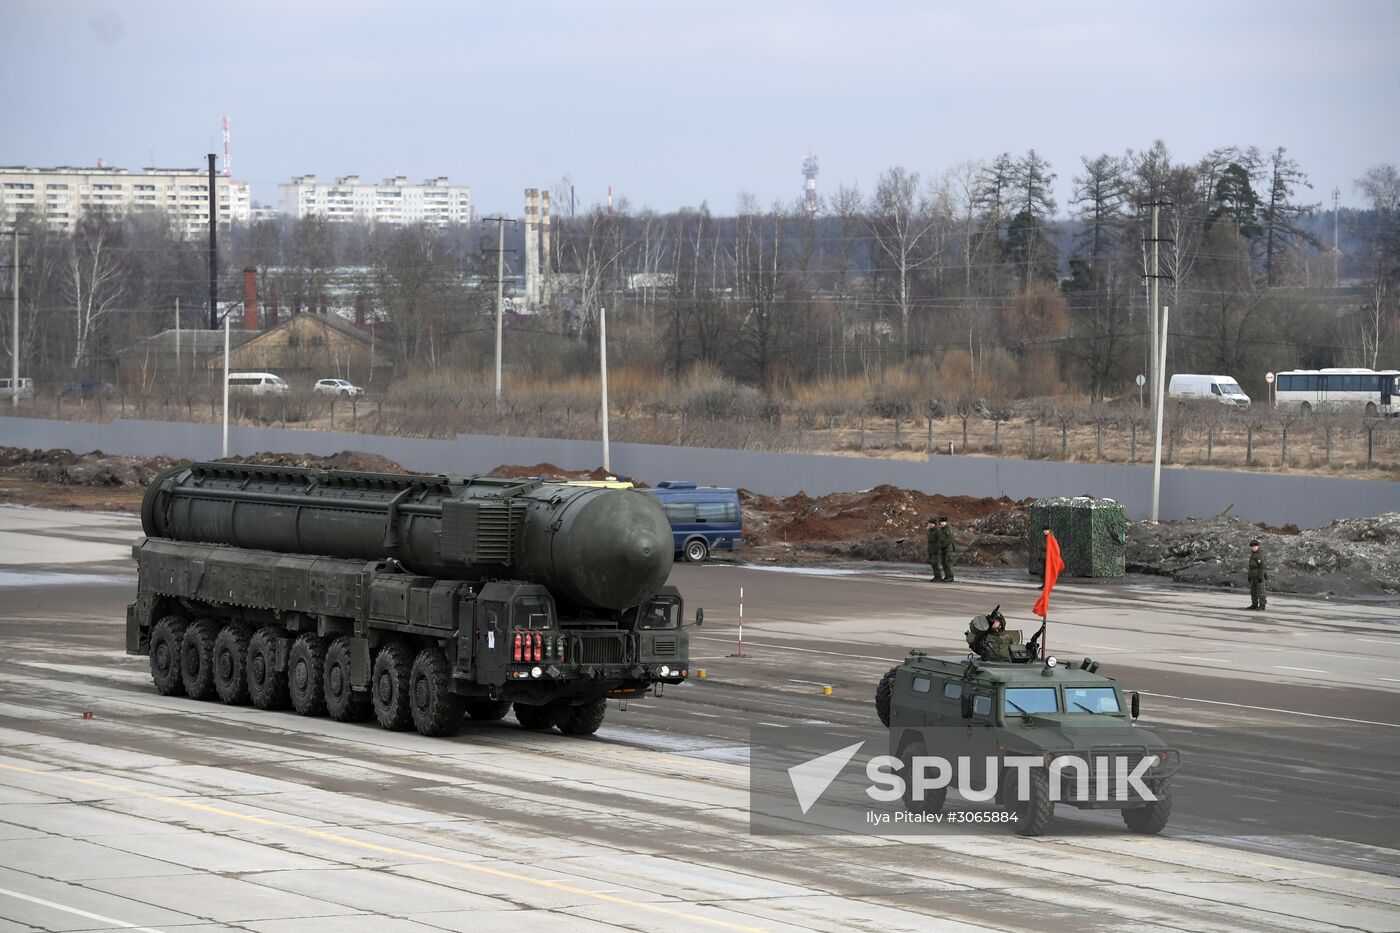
[471,583,513,686]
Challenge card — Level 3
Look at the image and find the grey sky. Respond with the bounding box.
[3,0,1396,216]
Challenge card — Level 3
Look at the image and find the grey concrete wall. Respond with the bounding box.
[2,416,1394,528]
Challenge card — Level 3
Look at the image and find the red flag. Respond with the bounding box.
[1033,532,1065,618]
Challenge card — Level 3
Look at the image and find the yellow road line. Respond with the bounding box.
[0,761,768,932]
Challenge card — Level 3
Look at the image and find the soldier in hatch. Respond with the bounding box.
[966,607,1015,661]
[1246,539,1269,611]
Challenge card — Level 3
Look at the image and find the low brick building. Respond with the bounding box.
[208,312,391,389]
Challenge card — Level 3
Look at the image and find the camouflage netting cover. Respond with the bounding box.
[1028,496,1127,578]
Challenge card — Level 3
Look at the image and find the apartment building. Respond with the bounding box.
[0,165,251,235]
[277,174,472,226]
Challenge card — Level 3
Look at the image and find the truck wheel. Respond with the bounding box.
[684,538,709,563]
[557,697,608,736]
[372,642,415,731]
[1121,778,1172,834]
[410,648,465,737]
[180,619,219,700]
[1012,767,1054,836]
[288,633,327,717]
[149,615,187,696]
[465,699,512,722]
[247,627,290,711]
[324,637,369,722]
[513,703,557,732]
[898,736,946,815]
[213,624,253,705]
[875,666,898,727]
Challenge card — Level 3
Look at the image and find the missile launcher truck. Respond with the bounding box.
[126,462,695,738]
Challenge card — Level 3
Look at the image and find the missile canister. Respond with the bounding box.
[141,462,672,611]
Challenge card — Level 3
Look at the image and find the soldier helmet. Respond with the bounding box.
[1249,539,1260,547]
[938,515,948,523]
[927,517,937,524]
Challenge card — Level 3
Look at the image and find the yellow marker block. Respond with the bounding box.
[697,669,707,678]
[822,685,833,696]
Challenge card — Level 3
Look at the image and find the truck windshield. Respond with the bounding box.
[513,595,553,629]
[1065,687,1120,713]
[1003,688,1057,714]
[637,598,680,630]
[1219,381,1244,394]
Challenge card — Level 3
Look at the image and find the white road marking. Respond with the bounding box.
[0,886,166,933]
[1274,665,1328,674]
[1147,692,1400,728]
[1378,677,1400,684]
[1181,656,1229,663]
[1358,639,1396,646]
[1082,644,1129,652]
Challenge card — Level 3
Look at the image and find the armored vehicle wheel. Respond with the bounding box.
[513,702,557,731]
[247,627,290,711]
[149,616,187,696]
[683,538,709,563]
[465,699,512,722]
[409,648,466,737]
[556,697,608,736]
[875,666,898,727]
[324,637,370,722]
[213,624,253,705]
[180,619,219,700]
[1011,766,1054,836]
[1121,778,1172,834]
[288,633,327,717]
[372,642,415,731]
[898,736,946,814]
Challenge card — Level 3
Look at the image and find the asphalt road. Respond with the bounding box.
[1,506,1398,932]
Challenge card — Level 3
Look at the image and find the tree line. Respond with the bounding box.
[3,141,1397,405]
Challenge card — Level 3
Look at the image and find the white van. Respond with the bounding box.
[1168,374,1250,408]
[226,373,290,397]
[0,377,35,400]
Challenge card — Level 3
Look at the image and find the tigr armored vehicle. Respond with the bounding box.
[874,608,1180,836]
[127,462,695,738]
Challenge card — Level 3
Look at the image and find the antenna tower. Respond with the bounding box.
[221,115,231,177]
[802,154,819,218]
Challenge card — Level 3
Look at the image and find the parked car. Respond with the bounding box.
[644,481,743,562]
[59,381,116,400]
[313,378,365,398]
[227,372,290,397]
[0,377,35,401]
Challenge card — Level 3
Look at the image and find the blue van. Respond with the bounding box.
[646,481,743,562]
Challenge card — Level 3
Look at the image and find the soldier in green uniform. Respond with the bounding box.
[966,609,1015,661]
[927,516,957,582]
[1246,539,1268,611]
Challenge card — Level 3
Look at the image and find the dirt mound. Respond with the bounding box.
[219,451,412,474]
[1,447,178,487]
[488,462,631,482]
[1127,514,1400,597]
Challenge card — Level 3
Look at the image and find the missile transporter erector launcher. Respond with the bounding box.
[127,462,696,737]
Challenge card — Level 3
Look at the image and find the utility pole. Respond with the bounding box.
[1151,306,1170,523]
[10,230,18,410]
[481,216,517,401]
[1332,186,1341,285]
[174,297,181,382]
[1143,201,1173,407]
[207,153,218,329]
[599,305,610,472]
[221,313,230,458]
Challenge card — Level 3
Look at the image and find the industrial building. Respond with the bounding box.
[0,164,251,234]
[277,175,473,226]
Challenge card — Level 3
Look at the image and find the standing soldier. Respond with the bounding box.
[1246,539,1268,610]
[927,516,957,582]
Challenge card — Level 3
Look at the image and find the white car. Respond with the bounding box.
[313,378,365,398]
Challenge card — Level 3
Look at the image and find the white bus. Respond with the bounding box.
[1274,368,1398,416]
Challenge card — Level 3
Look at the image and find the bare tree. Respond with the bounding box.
[64,213,126,371]
[868,167,941,359]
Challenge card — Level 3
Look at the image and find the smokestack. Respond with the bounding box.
[524,188,539,310]
[540,190,551,306]
[242,267,259,330]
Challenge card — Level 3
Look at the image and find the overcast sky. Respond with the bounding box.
[3,0,1396,217]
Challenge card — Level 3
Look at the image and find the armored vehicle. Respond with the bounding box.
[127,462,694,738]
[874,608,1180,836]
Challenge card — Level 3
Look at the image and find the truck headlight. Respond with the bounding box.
[659,665,671,677]
[530,666,542,679]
